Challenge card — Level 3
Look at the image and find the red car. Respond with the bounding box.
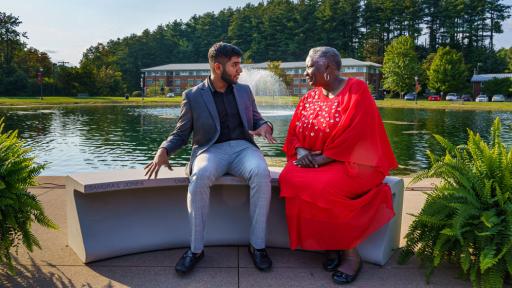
[428,95,441,101]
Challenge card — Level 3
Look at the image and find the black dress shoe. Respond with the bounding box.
[175,249,204,274]
[248,245,272,271]
[332,261,362,285]
[323,251,342,272]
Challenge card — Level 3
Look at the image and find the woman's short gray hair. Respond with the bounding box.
[308,47,342,70]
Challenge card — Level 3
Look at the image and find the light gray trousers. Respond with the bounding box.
[188,140,271,253]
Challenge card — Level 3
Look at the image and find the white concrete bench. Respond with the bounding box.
[66,167,404,265]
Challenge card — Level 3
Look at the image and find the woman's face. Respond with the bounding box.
[304,56,327,87]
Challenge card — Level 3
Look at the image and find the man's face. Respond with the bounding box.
[304,56,327,87]
[218,56,242,85]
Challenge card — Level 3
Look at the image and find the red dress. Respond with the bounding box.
[279,78,398,250]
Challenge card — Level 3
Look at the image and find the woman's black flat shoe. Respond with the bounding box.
[331,261,362,285]
[323,251,342,272]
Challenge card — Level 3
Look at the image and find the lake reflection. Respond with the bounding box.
[0,105,511,175]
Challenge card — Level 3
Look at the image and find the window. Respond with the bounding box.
[174,79,181,86]
[301,88,308,94]
[293,78,300,84]
[175,87,181,93]
[146,79,153,85]
[293,88,299,95]
[187,79,194,86]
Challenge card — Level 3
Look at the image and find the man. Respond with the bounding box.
[144,42,276,274]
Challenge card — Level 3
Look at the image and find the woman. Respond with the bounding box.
[279,47,397,285]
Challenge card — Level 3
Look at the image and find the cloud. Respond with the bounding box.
[43,49,58,54]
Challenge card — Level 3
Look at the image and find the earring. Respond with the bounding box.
[324,73,331,81]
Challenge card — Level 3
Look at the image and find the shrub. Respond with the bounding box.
[399,117,512,287]
[0,118,58,273]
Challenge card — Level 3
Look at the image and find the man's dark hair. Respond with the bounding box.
[208,42,243,68]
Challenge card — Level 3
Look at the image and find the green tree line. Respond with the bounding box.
[1,0,511,96]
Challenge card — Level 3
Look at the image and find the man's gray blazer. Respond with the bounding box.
[160,79,269,175]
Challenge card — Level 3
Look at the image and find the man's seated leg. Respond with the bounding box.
[229,142,272,271]
[176,147,230,274]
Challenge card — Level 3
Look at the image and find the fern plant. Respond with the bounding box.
[399,117,512,287]
[0,117,58,273]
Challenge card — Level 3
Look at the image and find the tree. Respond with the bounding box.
[316,0,361,58]
[428,47,468,94]
[0,12,29,96]
[421,52,436,84]
[267,61,291,86]
[0,12,26,67]
[482,77,512,96]
[486,0,511,50]
[496,47,512,72]
[382,36,421,97]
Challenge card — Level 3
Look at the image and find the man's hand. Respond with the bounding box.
[249,123,277,144]
[144,148,173,179]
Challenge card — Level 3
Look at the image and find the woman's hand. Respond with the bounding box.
[311,153,334,166]
[296,147,310,158]
[294,151,321,168]
[294,151,334,168]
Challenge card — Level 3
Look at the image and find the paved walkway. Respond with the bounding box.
[0,176,474,287]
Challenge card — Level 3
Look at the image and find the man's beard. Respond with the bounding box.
[221,68,237,85]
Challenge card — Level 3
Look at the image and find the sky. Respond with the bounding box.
[2,0,512,66]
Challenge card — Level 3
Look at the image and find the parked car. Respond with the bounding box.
[404,92,416,101]
[372,91,385,100]
[166,92,175,98]
[461,94,472,101]
[427,95,441,101]
[491,94,505,102]
[446,93,459,101]
[475,94,488,102]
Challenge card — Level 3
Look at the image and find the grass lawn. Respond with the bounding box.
[0,96,183,106]
[1,96,512,111]
[375,98,512,111]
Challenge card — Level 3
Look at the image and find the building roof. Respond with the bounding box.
[141,58,381,71]
[471,73,512,82]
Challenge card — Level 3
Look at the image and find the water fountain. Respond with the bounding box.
[238,68,295,116]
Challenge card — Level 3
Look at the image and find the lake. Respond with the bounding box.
[1,105,511,175]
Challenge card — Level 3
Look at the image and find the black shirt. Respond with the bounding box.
[207,77,251,144]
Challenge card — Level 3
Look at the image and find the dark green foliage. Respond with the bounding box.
[0,118,58,273]
[267,61,291,87]
[0,1,511,96]
[482,78,512,96]
[382,36,422,96]
[399,118,512,287]
[427,47,468,94]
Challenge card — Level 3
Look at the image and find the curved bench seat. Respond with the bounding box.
[66,167,403,265]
